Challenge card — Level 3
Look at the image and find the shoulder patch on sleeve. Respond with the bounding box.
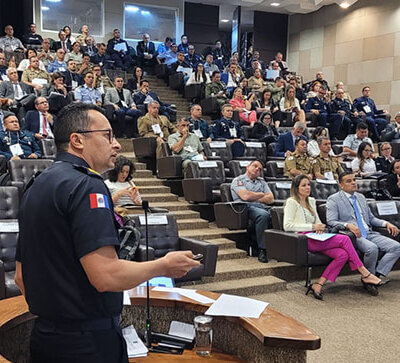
[89,193,111,209]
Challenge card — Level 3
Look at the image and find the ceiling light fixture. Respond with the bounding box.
[221,19,230,23]
[125,5,139,12]
[340,2,350,8]
[42,6,50,10]
[270,3,281,7]
[141,10,150,15]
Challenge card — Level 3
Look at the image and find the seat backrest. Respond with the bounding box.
[9,159,54,184]
[39,138,57,159]
[186,160,225,188]
[161,142,172,157]
[202,141,233,165]
[243,141,267,164]
[317,203,327,225]
[368,201,400,228]
[268,181,292,200]
[227,160,264,178]
[220,183,233,202]
[271,207,284,230]
[0,187,19,219]
[310,180,339,200]
[0,232,18,272]
[131,214,179,258]
[356,179,377,196]
[265,160,285,177]
[242,126,253,140]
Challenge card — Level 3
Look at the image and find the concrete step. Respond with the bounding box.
[137,185,171,194]
[133,178,165,186]
[132,170,154,178]
[133,162,146,170]
[185,276,287,296]
[206,238,237,250]
[169,210,201,220]
[176,218,210,230]
[150,201,194,211]
[141,193,179,202]
[117,139,134,153]
[179,228,247,241]
[217,248,248,261]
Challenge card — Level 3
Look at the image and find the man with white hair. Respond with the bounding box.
[0,25,25,52]
[136,33,157,68]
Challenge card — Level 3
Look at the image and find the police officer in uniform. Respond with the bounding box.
[284,138,314,179]
[0,113,41,160]
[212,104,243,140]
[312,137,343,180]
[231,160,274,263]
[15,102,199,363]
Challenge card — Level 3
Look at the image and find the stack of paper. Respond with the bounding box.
[122,325,148,358]
[168,321,195,340]
[152,287,215,304]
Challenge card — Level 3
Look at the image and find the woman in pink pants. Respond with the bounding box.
[283,175,381,300]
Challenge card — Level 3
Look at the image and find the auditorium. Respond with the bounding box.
[0,0,399,361]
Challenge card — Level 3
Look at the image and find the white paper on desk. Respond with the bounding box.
[169,321,195,340]
[306,233,335,241]
[114,42,127,53]
[376,201,398,216]
[138,214,168,225]
[123,290,131,305]
[152,287,216,304]
[0,220,19,232]
[122,325,148,358]
[205,294,268,319]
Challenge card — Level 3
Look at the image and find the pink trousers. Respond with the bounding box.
[307,234,363,282]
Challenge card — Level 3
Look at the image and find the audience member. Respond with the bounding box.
[248,68,265,92]
[0,53,6,81]
[169,51,191,77]
[21,56,50,90]
[375,142,394,173]
[274,121,307,157]
[312,137,343,180]
[40,72,73,114]
[22,23,43,47]
[284,138,314,179]
[351,142,377,177]
[47,48,68,73]
[81,36,97,57]
[385,160,400,198]
[288,77,306,106]
[342,122,373,157]
[126,66,143,92]
[157,43,178,67]
[157,37,173,55]
[187,104,212,140]
[327,172,400,285]
[212,104,243,141]
[185,45,203,69]
[335,82,352,103]
[266,76,285,105]
[212,40,227,70]
[168,118,206,176]
[255,89,281,127]
[65,42,83,64]
[280,85,306,124]
[107,29,133,71]
[136,33,157,68]
[76,25,89,46]
[90,43,112,70]
[104,76,142,138]
[224,57,245,79]
[284,174,381,299]
[229,87,257,125]
[77,53,93,75]
[62,60,83,91]
[269,52,288,72]
[0,25,25,52]
[307,81,321,99]
[138,100,176,158]
[238,77,250,97]
[311,71,330,92]
[51,30,72,53]
[62,25,76,44]
[186,63,210,86]
[17,49,46,71]
[307,127,333,157]
[250,111,279,147]
[0,113,41,160]
[353,86,389,142]
[205,71,228,110]
[223,63,241,93]
[204,54,219,76]
[381,112,400,142]
[93,65,113,94]
[74,72,102,106]
[231,160,274,263]
[177,35,189,55]
[37,39,55,69]
[250,51,266,70]
[305,87,329,127]
[104,155,142,207]
[23,97,55,139]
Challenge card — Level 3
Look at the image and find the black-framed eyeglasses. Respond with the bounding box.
[76,129,114,143]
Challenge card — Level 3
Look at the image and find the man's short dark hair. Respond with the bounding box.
[356,122,368,130]
[211,70,220,78]
[295,138,306,146]
[249,159,264,168]
[338,171,353,184]
[139,79,149,86]
[67,59,75,65]
[362,86,370,92]
[165,36,173,43]
[275,76,282,82]
[54,103,104,151]
[97,42,106,48]
[181,34,187,40]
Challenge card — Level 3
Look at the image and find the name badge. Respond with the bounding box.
[58,67,66,72]
[71,80,78,89]
[324,171,334,180]
[193,129,203,138]
[10,143,24,156]
[152,124,162,135]
[363,105,371,113]
[121,100,128,108]
[184,145,194,153]
[229,127,237,138]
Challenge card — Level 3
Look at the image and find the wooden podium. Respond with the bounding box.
[0,288,320,363]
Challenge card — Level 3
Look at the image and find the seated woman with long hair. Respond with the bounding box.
[186,63,211,86]
[250,111,278,146]
[105,156,142,207]
[351,142,377,177]
[386,159,400,197]
[255,89,281,127]
[279,85,306,124]
[41,72,73,114]
[126,66,143,92]
[283,174,381,300]
[307,81,321,98]
[307,126,334,157]
[229,87,257,125]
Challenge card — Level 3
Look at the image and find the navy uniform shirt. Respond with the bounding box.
[329,98,355,117]
[0,130,42,160]
[231,173,271,209]
[16,152,122,321]
[212,118,243,140]
[353,96,382,117]
[188,117,212,139]
[305,96,328,114]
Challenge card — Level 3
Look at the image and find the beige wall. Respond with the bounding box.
[288,0,400,116]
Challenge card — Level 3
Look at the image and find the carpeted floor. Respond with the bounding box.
[252,270,400,363]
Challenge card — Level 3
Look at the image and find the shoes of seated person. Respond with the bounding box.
[258,249,268,263]
[363,283,379,296]
[377,276,390,286]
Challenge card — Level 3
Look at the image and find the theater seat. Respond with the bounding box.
[310,180,339,205]
[0,232,20,300]
[368,200,400,241]
[131,214,218,282]
[157,142,182,179]
[132,137,157,158]
[267,181,291,205]
[0,187,19,219]
[39,138,57,160]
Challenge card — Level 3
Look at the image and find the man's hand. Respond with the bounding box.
[33,84,43,90]
[28,153,39,159]
[156,136,164,143]
[10,156,21,160]
[206,137,212,142]
[113,104,119,111]
[161,251,200,278]
[34,133,44,140]
[354,111,358,117]
[312,223,326,234]
[338,110,345,115]
[312,109,319,115]
[386,223,399,237]
[347,223,361,238]
[285,150,292,157]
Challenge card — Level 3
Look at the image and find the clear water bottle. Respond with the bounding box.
[194,315,213,357]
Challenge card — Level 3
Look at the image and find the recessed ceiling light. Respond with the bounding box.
[46,0,61,3]
[221,19,230,23]
[42,6,50,10]
[125,5,139,12]
[141,10,150,15]
[270,2,280,7]
[340,2,350,8]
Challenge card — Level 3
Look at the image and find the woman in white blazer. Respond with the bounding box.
[283,175,381,300]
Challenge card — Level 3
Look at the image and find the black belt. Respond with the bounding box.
[36,315,120,332]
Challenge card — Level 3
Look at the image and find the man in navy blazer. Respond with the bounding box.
[327,172,400,284]
[274,122,307,157]
[136,33,157,68]
[23,96,56,140]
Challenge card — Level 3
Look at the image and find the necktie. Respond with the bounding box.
[42,114,48,136]
[13,83,21,99]
[350,195,367,238]
[62,42,66,52]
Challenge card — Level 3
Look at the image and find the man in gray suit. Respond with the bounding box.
[327,172,400,284]
[104,76,142,138]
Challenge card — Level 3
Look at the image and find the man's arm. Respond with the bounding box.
[236,189,266,202]
[342,146,357,157]
[258,192,274,204]
[14,261,25,296]
[326,196,347,229]
[80,246,199,292]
